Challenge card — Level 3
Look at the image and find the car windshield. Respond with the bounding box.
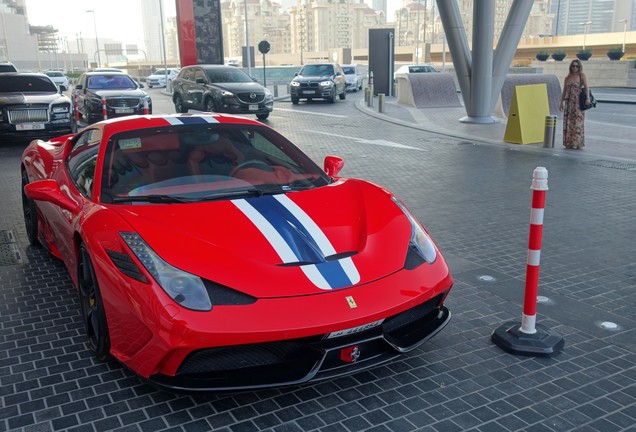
[409,66,435,73]
[342,67,355,75]
[205,68,253,83]
[87,75,136,89]
[45,71,64,77]
[0,75,57,93]
[101,124,330,204]
[300,65,334,76]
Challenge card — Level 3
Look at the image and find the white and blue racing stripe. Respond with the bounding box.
[233,195,360,290]
[163,115,219,125]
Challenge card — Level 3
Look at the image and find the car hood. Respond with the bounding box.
[111,179,414,298]
[293,75,335,83]
[87,89,146,98]
[212,82,266,93]
[0,92,68,105]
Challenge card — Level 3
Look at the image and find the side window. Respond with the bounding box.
[181,68,194,81]
[67,129,102,198]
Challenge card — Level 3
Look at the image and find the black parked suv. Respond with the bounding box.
[0,73,72,142]
[171,65,273,120]
[72,72,152,123]
[289,63,347,104]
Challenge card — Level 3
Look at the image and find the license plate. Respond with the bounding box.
[16,123,45,130]
[327,319,384,339]
[249,104,258,111]
[303,90,314,95]
[115,108,134,114]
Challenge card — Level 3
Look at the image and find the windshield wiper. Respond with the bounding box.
[111,195,193,204]
[199,185,293,202]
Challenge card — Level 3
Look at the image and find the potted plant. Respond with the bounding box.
[551,50,566,61]
[607,46,624,60]
[576,49,592,60]
[535,50,550,61]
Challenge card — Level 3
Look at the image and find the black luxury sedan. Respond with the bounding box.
[72,72,152,123]
[171,65,273,120]
[289,63,347,104]
[0,72,72,142]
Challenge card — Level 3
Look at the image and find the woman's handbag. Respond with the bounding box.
[579,87,597,110]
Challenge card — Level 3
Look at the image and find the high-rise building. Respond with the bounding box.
[141,0,164,62]
[550,0,633,36]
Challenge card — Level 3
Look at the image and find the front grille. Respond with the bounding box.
[8,108,49,123]
[236,93,265,104]
[299,82,319,89]
[106,98,141,108]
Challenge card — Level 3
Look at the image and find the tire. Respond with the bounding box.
[174,94,188,113]
[291,96,299,105]
[21,170,39,246]
[339,89,346,100]
[78,244,111,361]
[204,97,216,113]
[256,112,269,120]
[329,91,337,103]
[148,85,153,88]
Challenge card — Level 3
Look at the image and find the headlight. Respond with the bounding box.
[221,90,235,97]
[392,197,437,264]
[120,232,212,311]
[52,105,69,113]
[290,81,300,87]
[320,81,334,87]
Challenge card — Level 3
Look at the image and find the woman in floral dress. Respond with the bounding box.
[559,59,590,149]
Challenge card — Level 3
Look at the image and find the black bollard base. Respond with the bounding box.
[491,321,564,357]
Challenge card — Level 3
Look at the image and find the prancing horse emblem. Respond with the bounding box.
[340,345,361,363]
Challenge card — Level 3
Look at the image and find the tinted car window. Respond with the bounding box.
[180,68,194,81]
[205,68,253,83]
[87,75,136,89]
[342,66,356,74]
[45,71,65,78]
[68,129,102,198]
[0,63,17,72]
[299,65,334,76]
[0,75,57,93]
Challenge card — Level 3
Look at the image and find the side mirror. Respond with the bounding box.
[324,155,344,177]
[24,180,80,213]
[195,77,206,84]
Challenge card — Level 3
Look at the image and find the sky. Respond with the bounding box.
[24,0,400,47]
[24,0,176,47]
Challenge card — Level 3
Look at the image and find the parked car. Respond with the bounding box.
[146,68,180,88]
[342,64,364,92]
[172,64,273,120]
[20,113,453,391]
[289,63,347,104]
[72,72,152,123]
[0,61,18,73]
[0,72,72,141]
[394,64,439,80]
[44,70,69,91]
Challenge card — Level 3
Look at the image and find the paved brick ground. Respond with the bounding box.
[1,92,635,432]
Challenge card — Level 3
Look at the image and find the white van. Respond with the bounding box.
[342,64,364,92]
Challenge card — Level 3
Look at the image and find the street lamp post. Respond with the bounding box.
[619,19,628,53]
[86,10,101,67]
[581,21,592,51]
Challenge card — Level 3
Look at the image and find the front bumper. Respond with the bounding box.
[148,300,451,392]
[0,121,73,142]
[216,99,273,116]
[290,87,335,99]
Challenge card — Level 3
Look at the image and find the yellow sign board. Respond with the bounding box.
[504,84,550,144]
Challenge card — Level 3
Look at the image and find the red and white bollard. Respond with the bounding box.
[143,99,149,115]
[102,96,108,120]
[520,167,548,334]
[491,167,564,357]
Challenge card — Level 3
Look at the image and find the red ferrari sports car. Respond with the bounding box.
[21,113,453,391]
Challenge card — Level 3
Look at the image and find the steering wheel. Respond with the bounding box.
[231,159,274,174]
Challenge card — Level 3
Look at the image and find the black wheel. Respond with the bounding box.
[78,245,111,361]
[339,89,346,100]
[204,97,216,113]
[148,84,153,88]
[329,91,337,103]
[291,96,299,105]
[21,170,39,246]
[174,94,188,113]
[256,112,269,120]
